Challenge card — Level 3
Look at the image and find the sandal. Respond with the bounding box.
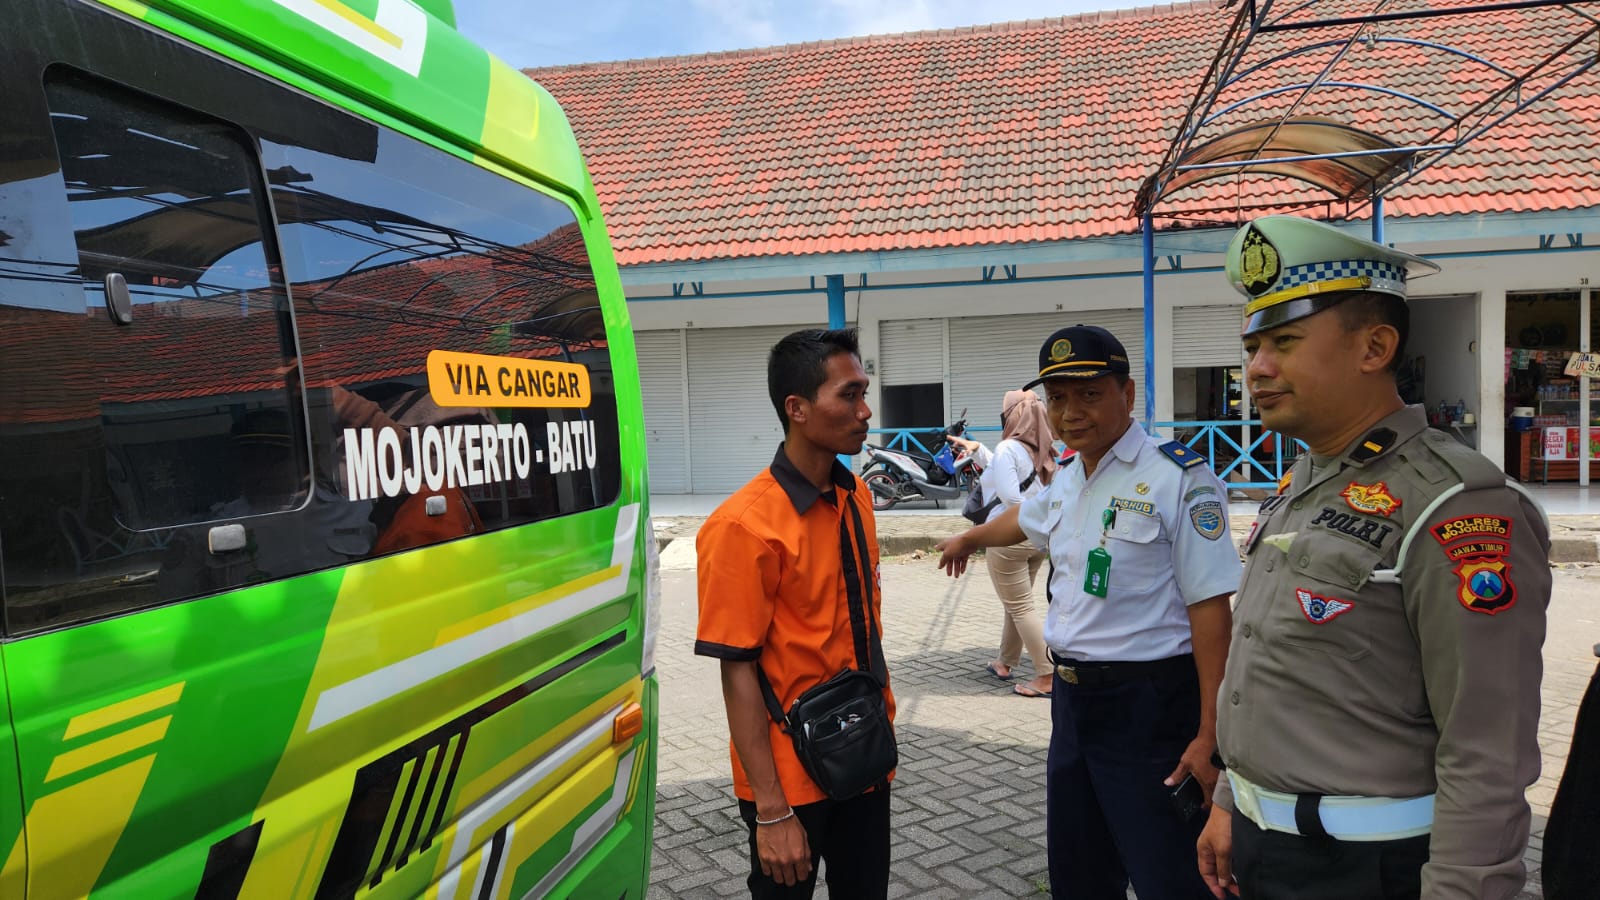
[985,662,1014,681]
[1013,683,1052,699]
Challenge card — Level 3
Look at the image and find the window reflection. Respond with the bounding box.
[1,67,621,634]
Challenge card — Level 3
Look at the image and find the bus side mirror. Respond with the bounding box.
[104,272,134,325]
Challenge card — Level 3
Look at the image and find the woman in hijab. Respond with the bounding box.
[950,389,1056,698]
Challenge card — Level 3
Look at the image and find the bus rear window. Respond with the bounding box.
[263,124,622,536]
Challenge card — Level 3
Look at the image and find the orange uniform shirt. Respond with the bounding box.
[695,447,895,807]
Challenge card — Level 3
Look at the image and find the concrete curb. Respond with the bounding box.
[1550,535,1599,564]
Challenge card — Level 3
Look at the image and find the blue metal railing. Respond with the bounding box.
[1152,419,1308,488]
[865,420,1305,488]
[864,425,1001,455]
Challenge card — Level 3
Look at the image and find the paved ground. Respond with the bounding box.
[645,514,1600,899]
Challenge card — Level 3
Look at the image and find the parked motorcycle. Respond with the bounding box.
[860,410,979,511]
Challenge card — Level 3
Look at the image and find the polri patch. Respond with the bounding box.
[1431,515,1512,545]
[1296,588,1354,624]
[1433,514,1518,615]
[1341,481,1401,517]
[1454,556,1516,615]
[1190,501,1225,540]
[1310,507,1395,549]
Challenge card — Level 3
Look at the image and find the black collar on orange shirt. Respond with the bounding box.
[770,443,854,514]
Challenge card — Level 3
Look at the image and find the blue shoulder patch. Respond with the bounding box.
[1158,440,1208,469]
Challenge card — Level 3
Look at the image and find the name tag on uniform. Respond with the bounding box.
[1084,547,1111,597]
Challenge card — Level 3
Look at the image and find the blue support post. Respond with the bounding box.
[1372,194,1385,244]
[1142,213,1156,429]
[826,274,846,328]
[827,274,852,469]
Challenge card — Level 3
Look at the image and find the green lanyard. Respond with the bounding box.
[1084,507,1113,597]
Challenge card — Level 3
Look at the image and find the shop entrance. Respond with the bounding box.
[1405,293,1478,443]
[1503,290,1592,482]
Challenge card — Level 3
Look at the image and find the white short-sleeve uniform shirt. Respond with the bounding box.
[1017,421,1241,662]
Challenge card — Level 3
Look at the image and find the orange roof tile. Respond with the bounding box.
[529,0,1600,267]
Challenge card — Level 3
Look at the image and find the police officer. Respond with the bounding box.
[937,325,1240,900]
[1195,216,1552,900]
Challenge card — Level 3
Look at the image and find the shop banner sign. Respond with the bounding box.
[1563,352,1600,378]
[1546,426,1571,459]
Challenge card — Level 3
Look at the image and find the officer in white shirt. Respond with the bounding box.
[937,324,1240,900]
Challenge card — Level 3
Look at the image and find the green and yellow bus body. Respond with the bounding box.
[0,1,659,897]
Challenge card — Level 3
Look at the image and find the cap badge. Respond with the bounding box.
[1240,226,1281,296]
[1050,339,1073,362]
[1340,481,1401,517]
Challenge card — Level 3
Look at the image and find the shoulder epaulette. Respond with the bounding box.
[1157,440,1208,469]
[1417,429,1507,491]
[1348,427,1397,464]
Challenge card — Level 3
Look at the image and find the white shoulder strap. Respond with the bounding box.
[1369,479,1549,585]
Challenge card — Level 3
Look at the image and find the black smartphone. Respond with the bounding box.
[1168,774,1206,823]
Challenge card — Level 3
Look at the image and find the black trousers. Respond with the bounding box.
[1231,808,1429,900]
[1544,659,1600,900]
[737,786,890,900]
[1046,660,1212,900]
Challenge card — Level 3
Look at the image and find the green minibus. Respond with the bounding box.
[0,0,659,896]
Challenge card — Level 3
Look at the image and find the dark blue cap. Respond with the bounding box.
[1022,325,1130,390]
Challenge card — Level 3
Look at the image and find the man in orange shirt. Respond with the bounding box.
[696,328,894,899]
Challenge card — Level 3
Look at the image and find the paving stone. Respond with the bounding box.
[645,548,1594,899]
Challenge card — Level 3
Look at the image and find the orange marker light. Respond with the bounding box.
[613,702,644,744]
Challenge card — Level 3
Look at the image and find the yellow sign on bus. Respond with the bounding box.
[427,350,591,408]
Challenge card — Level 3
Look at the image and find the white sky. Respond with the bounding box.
[451,0,1148,68]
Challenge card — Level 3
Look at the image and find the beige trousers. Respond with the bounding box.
[987,540,1050,679]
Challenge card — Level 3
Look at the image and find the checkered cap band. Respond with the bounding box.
[1276,259,1406,295]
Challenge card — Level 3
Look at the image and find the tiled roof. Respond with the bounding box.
[528,0,1600,267]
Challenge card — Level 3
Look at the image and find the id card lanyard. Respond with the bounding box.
[1084,507,1113,597]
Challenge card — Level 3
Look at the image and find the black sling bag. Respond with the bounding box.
[756,491,898,800]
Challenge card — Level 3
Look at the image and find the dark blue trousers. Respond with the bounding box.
[1047,661,1212,900]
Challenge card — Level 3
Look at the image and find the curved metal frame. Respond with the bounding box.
[1130,0,1600,426]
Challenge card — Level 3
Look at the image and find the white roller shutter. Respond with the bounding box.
[687,325,795,493]
[879,319,946,385]
[948,310,1145,429]
[1173,305,1247,367]
[635,330,689,493]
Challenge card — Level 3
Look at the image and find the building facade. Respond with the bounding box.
[532,1,1600,494]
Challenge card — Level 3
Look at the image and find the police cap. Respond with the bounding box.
[1023,324,1130,390]
[1226,215,1440,337]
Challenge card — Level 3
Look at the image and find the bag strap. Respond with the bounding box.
[977,469,1036,520]
[755,488,887,729]
[839,491,887,684]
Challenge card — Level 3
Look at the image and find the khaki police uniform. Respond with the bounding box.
[1214,216,1552,900]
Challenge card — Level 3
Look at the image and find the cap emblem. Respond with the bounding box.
[1050,339,1073,362]
[1240,226,1280,296]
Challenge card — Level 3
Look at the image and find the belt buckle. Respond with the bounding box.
[1056,664,1079,685]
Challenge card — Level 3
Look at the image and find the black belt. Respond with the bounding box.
[1047,651,1193,687]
